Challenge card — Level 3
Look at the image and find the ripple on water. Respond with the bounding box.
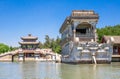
[0,62,120,79]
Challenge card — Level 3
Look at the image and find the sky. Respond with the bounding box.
[0,0,120,47]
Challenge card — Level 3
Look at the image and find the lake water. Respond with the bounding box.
[0,62,120,79]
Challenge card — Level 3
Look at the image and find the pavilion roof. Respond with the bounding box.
[19,42,39,45]
[21,34,38,40]
[103,36,120,44]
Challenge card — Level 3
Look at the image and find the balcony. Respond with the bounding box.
[76,33,94,37]
[23,49,35,53]
[76,33,95,42]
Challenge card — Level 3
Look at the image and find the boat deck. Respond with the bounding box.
[112,55,120,62]
[112,55,120,57]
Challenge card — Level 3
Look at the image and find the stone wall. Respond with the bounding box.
[0,54,12,62]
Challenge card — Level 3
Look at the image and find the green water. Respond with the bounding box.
[0,62,120,79]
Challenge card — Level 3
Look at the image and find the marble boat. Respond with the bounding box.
[59,10,113,64]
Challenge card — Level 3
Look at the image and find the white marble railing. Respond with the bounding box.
[76,33,94,37]
[0,50,19,57]
[77,42,112,62]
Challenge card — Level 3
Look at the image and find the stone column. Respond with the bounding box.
[34,53,40,60]
[34,48,40,60]
[52,55,56,61]
[19,53,24,61]
[26,45,27,49]
[90,22,97,42]
[88,28,91,36]
[73,21,80,42]
[94,26,98,42]
[18,49,24,61]
[73,29,76,41]
[68,24,72,37]
[31,45,33,49]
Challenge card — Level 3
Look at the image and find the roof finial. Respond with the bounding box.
[28,34,32,36]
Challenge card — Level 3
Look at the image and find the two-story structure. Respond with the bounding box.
[19,34,40,61]
[18,34,60,61]
[59,10,113,64]
[102,36,120,61]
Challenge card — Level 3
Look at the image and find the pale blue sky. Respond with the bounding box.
[0,0,120,47]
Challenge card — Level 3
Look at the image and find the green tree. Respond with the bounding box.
[97,25,120,42]
[0,43,9,54]
[9,46,19,51]
[38,41,44,49]
[42,35,61,54]
[54,36,61,53]
[44,35,52,48]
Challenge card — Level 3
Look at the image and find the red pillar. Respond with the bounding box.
[118,47,120,55]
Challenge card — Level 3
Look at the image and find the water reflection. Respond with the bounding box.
[60,63,120,79]
[0,62,22,79]
[19,62,61,79]
[0,62,120,79]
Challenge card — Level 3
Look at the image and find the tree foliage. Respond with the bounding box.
[39,35,61,54]
[0,43,9,54]
[0,43,19,54]
[97,25,120,42]
[51,36,61,53]
[38,41,44,49]
[9,46,19,51]
[44,35,52,48]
